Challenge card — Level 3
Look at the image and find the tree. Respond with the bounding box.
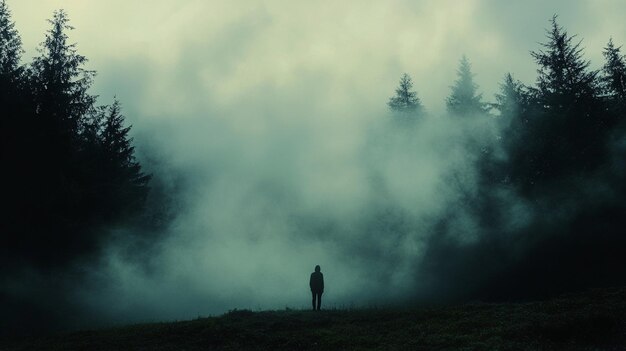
[601,39,626,182]
[0,0,22,78]
[0,0,25,131]
[446,55,488,116]
[388,73,424,119]
[29,9,97,204]
[0,0,31,266]
[0,0,26,126]
[494,73,527,119]
[4,10,102,265]
[1,10,150,267]
[504,16,605,192]
[602,38,626,102]
[99,99,151,219]
[31,10,96,140]
[531,15,598,112]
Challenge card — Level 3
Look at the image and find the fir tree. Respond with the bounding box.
[494,73,527,119]
[100,100,150,218]
[31,10,96,138]
[0,0,22,77]
[506,16,605,192]
[0,0,30,261]
[602,38,626,101]
[1,7,152,271]
[388,73,424,119]
[446,55,488,116]
[531,15,598,111]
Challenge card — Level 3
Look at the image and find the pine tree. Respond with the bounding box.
[505,16,605,193]
[31,10,96,138]
[0,0,30,265]
[388,73,424,119]
[531,15,598,111]
[2,8,151,269]
[0,0,24,118]
[446,55,488,116]
[0,0,26,126]
[0,0,22,78]
[29,10,99,223]
[494,73,527,119]
[602,38,626,101]
[100,100,150,219]
[29,10,97,212]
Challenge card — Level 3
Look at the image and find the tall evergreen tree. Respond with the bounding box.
[0,0,22,78]
[602,38,626,102]
[531,15,598,112]
[601,39,626,182]
[0,0,24,127]
[504,16,605,192]
[3,10,149,266]
[446,55,488,116]
[494,73,527,119]
[388,73,424,119]
[31,10,96,139]
[99,100,150,219]
[487,74,535,186]
[0,0,26,127]
[8,10,100,264]
[0,0,30,264]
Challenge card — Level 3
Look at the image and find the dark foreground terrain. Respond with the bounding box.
[2,288,625,351]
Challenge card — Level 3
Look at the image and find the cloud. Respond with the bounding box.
[9,0,625,114]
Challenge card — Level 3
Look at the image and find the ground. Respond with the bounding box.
[2,288,625,350]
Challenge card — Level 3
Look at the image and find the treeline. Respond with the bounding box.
[2,0,625,301]
[387,17,626,299]
[0,3,149,269]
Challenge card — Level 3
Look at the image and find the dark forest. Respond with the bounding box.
[1,1,625,340]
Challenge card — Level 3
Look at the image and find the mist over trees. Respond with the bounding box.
[402,16,626,301]
[1,0,626,334]
[388,73,425,121]
[446,56,488,117]
[1,5,149,271]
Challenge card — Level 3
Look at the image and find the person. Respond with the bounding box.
[309,265,324,311]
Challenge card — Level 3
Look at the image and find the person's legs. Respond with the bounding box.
[311,291,316,310]
[317,292,322,311]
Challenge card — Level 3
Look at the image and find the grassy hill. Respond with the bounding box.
[2,288,625,350]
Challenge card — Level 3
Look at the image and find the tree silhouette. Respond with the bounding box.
[503,16,607,192]
[388,73,424,120]
[1,0,36,265]
[602,38,626,102]
[99,100,151,220]
[31,10,96,138]
[1,6,151,268]
[531,15,598,113]
[446,56,488,116]
[0,0,22,77]
[494,74,527,119]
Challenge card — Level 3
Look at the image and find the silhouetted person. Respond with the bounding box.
[310,265,324,310]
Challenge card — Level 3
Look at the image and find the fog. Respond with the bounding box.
[74,103,492,326]
[3,0,626,332]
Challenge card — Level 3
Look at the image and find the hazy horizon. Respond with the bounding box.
[9,1,626,116]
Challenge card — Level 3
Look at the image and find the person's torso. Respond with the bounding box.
[311,272,323,290]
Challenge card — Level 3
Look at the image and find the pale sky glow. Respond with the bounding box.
[9,0,626,118]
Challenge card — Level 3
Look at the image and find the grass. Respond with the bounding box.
[2,288,625,350]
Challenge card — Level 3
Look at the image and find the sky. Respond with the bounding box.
[4,0,626,329]
[10,0,626,117]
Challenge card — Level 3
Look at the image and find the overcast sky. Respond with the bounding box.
[9,0,626,117]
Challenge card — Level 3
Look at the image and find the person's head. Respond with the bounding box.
[315,265,321,272]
